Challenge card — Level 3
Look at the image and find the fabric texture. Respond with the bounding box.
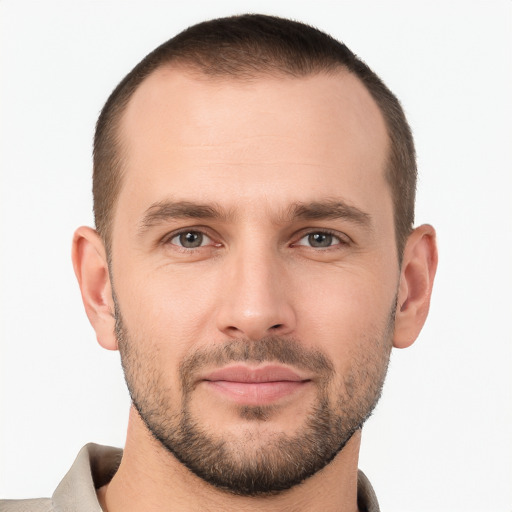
[1,443,380,511]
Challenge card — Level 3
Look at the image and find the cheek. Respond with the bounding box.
[114,263,221,359]
[293,264,396,361]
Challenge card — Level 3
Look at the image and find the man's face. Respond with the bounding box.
[110,68,398,494]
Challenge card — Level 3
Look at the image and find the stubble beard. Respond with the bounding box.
[115,299,394,496]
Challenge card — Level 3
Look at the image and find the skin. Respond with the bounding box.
[73,67,437,511]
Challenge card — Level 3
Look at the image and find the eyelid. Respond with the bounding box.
[161,226,221,248]
[158,226,350,250]
[291,228,351,248]
[171,232,212,248]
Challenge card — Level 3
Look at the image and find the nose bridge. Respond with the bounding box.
[217,236,295,340]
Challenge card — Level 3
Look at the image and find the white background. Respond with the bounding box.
[1,1,511,510]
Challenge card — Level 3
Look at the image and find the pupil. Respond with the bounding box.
[309,233,332,247]
[180,232,203,248]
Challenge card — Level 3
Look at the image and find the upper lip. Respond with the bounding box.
[201,365,310,383]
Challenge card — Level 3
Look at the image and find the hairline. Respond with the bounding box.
[102,63,402,259]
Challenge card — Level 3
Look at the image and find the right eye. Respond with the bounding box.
[169,231,213,249]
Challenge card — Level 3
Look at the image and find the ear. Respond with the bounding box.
[72,226,118,351]
[393,224,438,349]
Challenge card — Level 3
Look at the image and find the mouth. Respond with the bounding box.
[201,365,312,406]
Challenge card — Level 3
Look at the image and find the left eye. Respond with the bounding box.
[295,232,343,248]
[170,231,212,248]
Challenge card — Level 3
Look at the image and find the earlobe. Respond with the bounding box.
[393,224,438,349]
[72,226,118,351]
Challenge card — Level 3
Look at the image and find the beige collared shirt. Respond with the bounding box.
[1,443,380,511]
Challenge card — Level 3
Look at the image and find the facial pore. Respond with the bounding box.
[115,295,395,496]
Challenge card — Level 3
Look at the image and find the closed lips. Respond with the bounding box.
[201,365,312,405]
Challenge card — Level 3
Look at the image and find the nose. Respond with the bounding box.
[216,245,297,341]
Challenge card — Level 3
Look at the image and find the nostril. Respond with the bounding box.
[270,324,283,330]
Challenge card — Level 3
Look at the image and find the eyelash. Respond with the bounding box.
[162,227,350,252]
[163,228,219,251]
[292,229,350,249]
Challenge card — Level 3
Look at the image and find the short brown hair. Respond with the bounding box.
[94,14,416,258]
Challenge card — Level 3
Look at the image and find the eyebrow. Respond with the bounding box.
[287,200,372,228]
[139,200,233,233]
[138,198,372,234]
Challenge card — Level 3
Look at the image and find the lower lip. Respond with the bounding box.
[204,380,308,405]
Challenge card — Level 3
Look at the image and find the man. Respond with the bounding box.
[2,14,437,512]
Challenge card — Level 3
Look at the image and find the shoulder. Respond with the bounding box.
[0,498,53,511]
[0,443,122,512]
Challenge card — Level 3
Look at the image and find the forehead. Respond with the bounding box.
[115,67,390,226]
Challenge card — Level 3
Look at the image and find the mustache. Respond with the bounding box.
[179,336,335,390]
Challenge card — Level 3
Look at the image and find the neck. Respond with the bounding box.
[99,407,362,512]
